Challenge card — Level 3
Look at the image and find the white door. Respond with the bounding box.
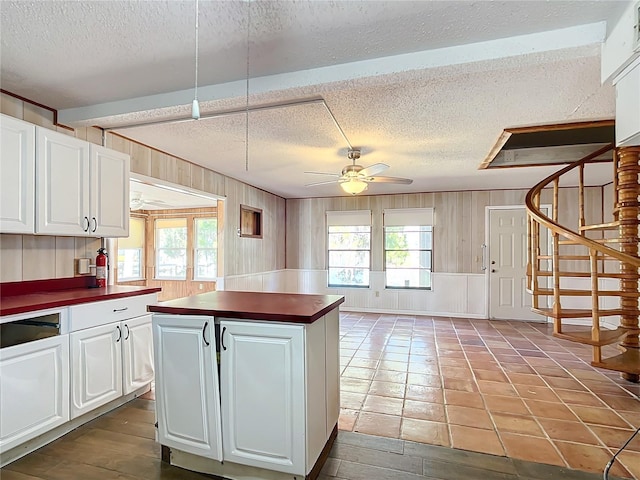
[90,145,129,237]
[0,114,35,234]
[36,127,90,236]
[0,335,69,451]
[220,320,305,475]
[152,314,223,461]
[488,208,541,321]
[122,314,154,394]
[70,323,123,418]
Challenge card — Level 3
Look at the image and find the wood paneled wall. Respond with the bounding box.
[286,187,605,274]
[0,91,286,282]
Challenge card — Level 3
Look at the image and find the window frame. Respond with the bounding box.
[383,225,433,290]
[155,218,188,280]
[116,216,145,282]
[326,210,372,288]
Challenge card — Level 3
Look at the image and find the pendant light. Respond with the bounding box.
[191,0,200,120]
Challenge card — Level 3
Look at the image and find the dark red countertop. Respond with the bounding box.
[1,277,161,317]
[148,291,344,324]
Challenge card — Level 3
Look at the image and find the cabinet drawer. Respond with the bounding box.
[68,294,156,332]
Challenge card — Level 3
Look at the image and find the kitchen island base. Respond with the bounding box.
[163,425,337,480]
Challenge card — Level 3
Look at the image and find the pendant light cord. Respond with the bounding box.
[194,0,199,102]
[245,0,251,171]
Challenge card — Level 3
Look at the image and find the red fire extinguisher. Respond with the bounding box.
[96,248,108,287]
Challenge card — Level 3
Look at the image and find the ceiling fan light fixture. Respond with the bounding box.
[340,178,368,195]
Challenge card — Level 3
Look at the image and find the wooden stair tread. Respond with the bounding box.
[557,238,625,245]
[580,221,621,232]
[535,271,637,279]
[553,326,627,346]
[537,255,619,260]
[534,288,640,297]
[531,307,640,318]
[592,348,640,375]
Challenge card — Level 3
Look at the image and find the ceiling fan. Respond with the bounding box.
[130,192,169,210]
[305,149,413,195]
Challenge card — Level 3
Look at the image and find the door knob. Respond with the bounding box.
[491,269,496,273]
[491,260,496,265]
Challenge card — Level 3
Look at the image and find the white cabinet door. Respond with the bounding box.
[0,335,69,451]
[220,320,305,475]
[122,314,154,394]
[152,314,222,461]
[90,144,129,237]
[36,128,90,236]
[0,114,35,233]
[70,323,123,418]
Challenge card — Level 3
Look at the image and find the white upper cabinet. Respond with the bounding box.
[615,59,640,147]
[90,145,129,237]
[0,114,35,233]
[36,128,130,237]
[36,128,90,236]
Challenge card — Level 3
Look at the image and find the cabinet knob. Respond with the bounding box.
[202,321,210,346]
[84,216,90,232]
[91,217,97,233]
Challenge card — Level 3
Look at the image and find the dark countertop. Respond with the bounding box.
[148,291,344,324]
[1,281,161,317]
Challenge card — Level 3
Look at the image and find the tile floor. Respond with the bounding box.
[336,312,640,479]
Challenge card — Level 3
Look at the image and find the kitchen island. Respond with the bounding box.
[148,291,344,480]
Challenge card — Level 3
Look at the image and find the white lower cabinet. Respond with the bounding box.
[153,315,223,460]
[0,335,70,451]
[70,323,123,418]
[220,320,305,475]
[122,314,154,394]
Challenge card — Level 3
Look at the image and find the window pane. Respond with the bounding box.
[385,227,432,249]
[385,250,431,269]
[156,219,187,279]
[328,251,370,268]
[386,268,431,288]
[196,218,217,248]
[117,248,142,281]
[328,268,369,287]
[328,231,371,250]
[195,250,217,279]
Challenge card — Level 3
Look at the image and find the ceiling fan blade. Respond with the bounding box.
[359,163,389,177]
[304,171,341,177]
[366,176,413,184]
[305,179,341,187]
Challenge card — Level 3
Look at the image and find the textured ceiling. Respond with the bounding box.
[0,0,630,199]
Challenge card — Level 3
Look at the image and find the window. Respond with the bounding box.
[194,218,217,279]
[117,217,145,281]
[384,208,434,289]
[327,210,371,287]
[155,218,187,279]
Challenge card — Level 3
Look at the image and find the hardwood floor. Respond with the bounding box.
[0,396,627,480]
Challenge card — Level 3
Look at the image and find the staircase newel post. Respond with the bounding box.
[616,146,640,383]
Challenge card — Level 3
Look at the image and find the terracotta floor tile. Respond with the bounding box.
[570,405,633,429]
[537,418,601,445]
[368,380,406,399]
[342,366,376,380]
[400,418,450,446]
[405,385,444,403]
[588,425,640,452]
[474,369,509,383]
[403,400,447,422]
[499,432,565,467]
[502,363,537,374]
[378,360,408,372]
[491,412,544,436]
[338,408,359,431]
[407,363,440,375]
[440,366,473,380]
[505,372,545,386]
[340,377,371,393]
[545,376,587,391]
[446,405,493,430]
[444,390,484,409]
[598,394,640,413]
[524,399,578,421]
[449,425,505,456]
[617,451,640,479]
[553,388,607,407]
[406,373,442,387]
[514,384,560,402]
[354,412,401,438]
[477,380,517,397]
[555,441,632,477]
[363,394,404,416]
[341,391,366,409]
[470,361,500,371]
[483,395,530,415]
[373,369,407,383]
[442,377,478,393]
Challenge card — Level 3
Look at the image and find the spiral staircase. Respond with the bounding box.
[525,144,640,382]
